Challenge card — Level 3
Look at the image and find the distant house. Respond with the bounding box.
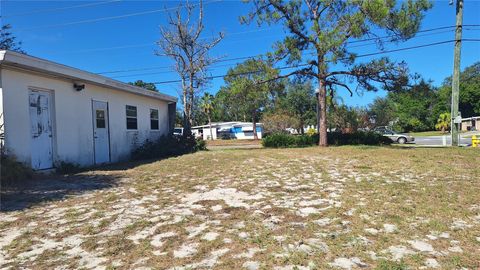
[0,50,177,170]
[460,116,479,131]
[191,122,262,140]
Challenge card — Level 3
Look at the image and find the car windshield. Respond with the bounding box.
[386,129,402,134]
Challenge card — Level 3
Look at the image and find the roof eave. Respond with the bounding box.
[0,50,177,103]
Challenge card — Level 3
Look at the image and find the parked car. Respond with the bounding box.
[373,126,415,144]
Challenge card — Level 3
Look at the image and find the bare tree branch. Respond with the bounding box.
[326,79,353,97]
[156,0,224,133]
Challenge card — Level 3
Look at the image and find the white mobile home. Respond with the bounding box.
[191,122,262,140]
[0,50,177,170]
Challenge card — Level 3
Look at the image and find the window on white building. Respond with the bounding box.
[150,109,159,130]
[126,105,137,130]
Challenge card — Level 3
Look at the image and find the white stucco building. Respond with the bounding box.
[0,50,177,170]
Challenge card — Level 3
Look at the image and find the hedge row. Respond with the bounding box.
[326,131,393,146]
[262,131,392,148]
[131,135,206,161]
[262,133,316,148]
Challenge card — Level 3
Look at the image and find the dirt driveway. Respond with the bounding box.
[1,147,479,269]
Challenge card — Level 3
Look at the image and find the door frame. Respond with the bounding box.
[28,87,56,170]
[91,99,111,164]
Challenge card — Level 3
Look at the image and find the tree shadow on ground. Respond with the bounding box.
[97,158,162,171]
[0,172,121,212]
[0,151,209,212]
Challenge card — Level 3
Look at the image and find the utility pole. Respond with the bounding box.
[451,0,463,146]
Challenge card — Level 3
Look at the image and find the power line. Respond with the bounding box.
[94,25,479,75]
[147,39,480,85]
[64,24,475,58]
[98,65,172,75]
[347,25,454,44]
[47,26,277,56]
[1,0,121,18]
[98,55,261,75]
[53,43,155,54]
[111,62,243,79]
[17,0,222,31]
[109,28,462,77]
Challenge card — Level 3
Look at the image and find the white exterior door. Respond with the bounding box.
[29,90,54,170]
[92,100,110,164]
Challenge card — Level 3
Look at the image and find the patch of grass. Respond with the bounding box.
[2,146,479,269]
[375,259,408,270]
[56,161,83,174]
[104,234,136,257]
[104,193,119,203]
[409,130,447,137]
[5,236,35,257]
[410,253,425,264]
[206,139,260,146]
[445,255,464,268]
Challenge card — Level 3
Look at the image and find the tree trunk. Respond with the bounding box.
[188,79,195,128]
[208,114,213,140]
[183,112,191,136]
[318,78,328,146]
[300,119,305,135]
[252,112,258,140]
[182,80,192,136]
[183,67,195,136]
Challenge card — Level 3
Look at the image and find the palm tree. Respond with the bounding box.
[200,93,215,140]
[435,112,451,133]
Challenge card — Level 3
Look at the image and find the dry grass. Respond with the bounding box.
[1,146,479,270]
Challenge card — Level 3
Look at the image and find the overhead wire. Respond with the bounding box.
[147,39,480,85]
[17,0,222,31]
[101,26,479,78]
[68,24,477,61]
[1,0,121,18]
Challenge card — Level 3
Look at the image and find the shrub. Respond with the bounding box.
[326,131,393,146]
[194,138,207,151]
[262,133,315,148]
[1,155,33,186]
[131,134,206,161]
[262,131,392,148]
[261,111,300,135]
[56,161,83,174]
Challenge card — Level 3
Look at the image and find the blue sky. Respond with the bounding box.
[1,0,479,107]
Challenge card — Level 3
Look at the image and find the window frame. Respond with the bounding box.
[95,109,106,129]
[150,108,159,130]
[126,105,138,130]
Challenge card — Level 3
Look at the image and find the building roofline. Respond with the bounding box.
[0,50,177,103]
[462,116,480,121]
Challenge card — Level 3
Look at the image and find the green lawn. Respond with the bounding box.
[408,130,449,137]
[1,146,479,269]
[206,139,261,146]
